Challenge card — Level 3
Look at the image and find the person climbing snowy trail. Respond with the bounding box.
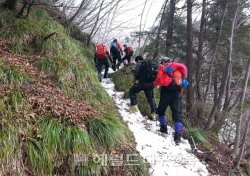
[100,73,208,176]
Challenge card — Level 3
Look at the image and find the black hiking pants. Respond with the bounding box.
[116,55,132,68]
[97,59,109,79]
[129,81,156,113]
[156,87,182,123]
[111,54,122,71]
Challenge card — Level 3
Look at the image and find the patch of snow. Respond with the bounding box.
[101,74,208,176]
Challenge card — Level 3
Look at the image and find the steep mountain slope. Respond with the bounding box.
[0,5,149,176]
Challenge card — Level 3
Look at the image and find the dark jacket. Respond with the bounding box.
[134,63,142,81]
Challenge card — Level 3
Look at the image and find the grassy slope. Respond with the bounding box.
[0,6,149,176]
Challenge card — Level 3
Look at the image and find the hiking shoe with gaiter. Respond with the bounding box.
[174,132,181,145]
[160,125,168,134]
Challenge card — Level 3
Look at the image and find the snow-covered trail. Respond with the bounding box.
[101,76,208,176]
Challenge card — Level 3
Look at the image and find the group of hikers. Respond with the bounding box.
[94,39,189,145]
[94,38,133,82]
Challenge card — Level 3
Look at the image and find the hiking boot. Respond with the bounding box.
[160,125,168,134]
[149,113,157,121]
[131,105,139,112]
[174,133,181,145]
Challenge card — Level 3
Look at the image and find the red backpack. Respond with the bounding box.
[96,44,108,59]
[127,46,133,56]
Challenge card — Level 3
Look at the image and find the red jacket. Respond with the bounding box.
[153,62,187,87]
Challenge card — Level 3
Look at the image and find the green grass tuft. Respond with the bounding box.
[26,139,53,175]
[38,117,93,155]
[0,122,18,165]
[187,128,211,148]
[0,61,30,86]
[86,116,129,150]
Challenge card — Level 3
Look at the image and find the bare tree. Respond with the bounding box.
[204,0,228,100]
[165,0,176,56]
[204,0,239,131]
[232,56,250,158]
[138,0,148,54]
[186,0,194,116]
[235,112,250,170]
[153,0,168,59]
[195,0,207,120]
[86,0,104,45]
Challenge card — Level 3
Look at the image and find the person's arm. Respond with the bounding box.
[106,51,113,64]
[134,64,141,80]
[124,48,128,55]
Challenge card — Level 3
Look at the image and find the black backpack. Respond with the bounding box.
[139,59,158,82]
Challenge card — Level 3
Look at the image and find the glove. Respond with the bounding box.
[182,79,189,88]
[165,65,174,73]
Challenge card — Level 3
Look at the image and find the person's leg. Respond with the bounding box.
[116,56,126,68]
[144,89,157,120]
[169,91,182,144]
[112,57,117,71]
[129,82,144,106]
[143,83,157,114]
[156,88,171,133]
[122,55,128,66]
[116,55,122,70]
[97,60,103,82]
[103,59,109,78]
[127,56,131,64]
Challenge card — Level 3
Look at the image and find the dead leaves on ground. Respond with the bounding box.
[0,39,101,126]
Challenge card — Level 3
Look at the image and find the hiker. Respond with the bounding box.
[94,43,112,82]
[110,39,123,71]
[129,56,157,120]
[116,44,134,68]
[153,56,189,145]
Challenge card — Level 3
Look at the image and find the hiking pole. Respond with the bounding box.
[183,118,198,153]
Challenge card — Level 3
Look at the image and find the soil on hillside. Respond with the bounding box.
[0,39,100,126]
[194,138,233,176]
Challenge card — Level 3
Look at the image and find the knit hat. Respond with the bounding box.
[160,56,171,63]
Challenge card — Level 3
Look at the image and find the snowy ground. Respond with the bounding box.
[100,69,209,176]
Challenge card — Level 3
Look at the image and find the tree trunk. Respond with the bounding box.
[67,0,86,25]
[232,56,250,157]
[195,0,206,120]
[153,0,168,60]
[86,0,104,45]
[204,0,228,100]
[138,0,148,54]
[141,6,162,54]
[165,0,176,56]
[186,0,194,118]
[235,112,250,169]
[223,72,232,113]
[204,0,239,130]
